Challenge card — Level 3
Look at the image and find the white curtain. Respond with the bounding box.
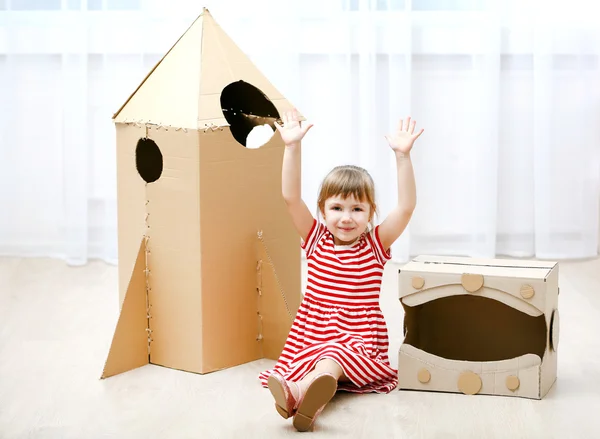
[1,0,599,265]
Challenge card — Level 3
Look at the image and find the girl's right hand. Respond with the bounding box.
[274,109,313,146]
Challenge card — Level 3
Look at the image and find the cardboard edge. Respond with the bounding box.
[400,288,544,317]
[411,255,557,270]
[112,9,209,121]
[101,238,150,379]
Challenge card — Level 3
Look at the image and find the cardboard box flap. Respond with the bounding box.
[398,344,544,399]
[101,239,149,378]
[113,8,302,130]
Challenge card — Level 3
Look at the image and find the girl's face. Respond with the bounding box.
[322,194,371,245]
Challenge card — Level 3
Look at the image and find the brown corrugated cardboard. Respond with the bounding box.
[397,255,559,399]
[102,240,149,378]
[102,8,302,379]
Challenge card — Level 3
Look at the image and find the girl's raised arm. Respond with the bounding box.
[276,109,315,242]
[378,117,424,251]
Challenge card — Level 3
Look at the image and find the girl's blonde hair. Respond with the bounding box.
[317,165,378,226]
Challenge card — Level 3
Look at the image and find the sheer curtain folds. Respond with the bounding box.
[1,0,599,264]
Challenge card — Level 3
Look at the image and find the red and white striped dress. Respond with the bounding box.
[259,219,398,393]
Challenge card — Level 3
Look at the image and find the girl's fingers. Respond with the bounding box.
[405,117,411,132]
[410,120,416,134]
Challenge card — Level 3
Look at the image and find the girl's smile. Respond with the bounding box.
[322,194,371,245]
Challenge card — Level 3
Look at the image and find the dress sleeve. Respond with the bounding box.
[367,225,392,266]
[300,219,326,258]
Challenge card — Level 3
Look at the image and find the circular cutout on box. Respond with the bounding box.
[550,309,560,351]
[135,138,163,183]
[220,80,280,149]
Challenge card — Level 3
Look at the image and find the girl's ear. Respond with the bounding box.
[318,207,325,220]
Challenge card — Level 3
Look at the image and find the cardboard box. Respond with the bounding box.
[101,8,302,378]
[397,255,559,399]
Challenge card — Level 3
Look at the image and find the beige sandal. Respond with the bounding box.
[292,373,337,432]
[267,373,299,419]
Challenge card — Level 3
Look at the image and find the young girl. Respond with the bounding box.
[259,109,423,432]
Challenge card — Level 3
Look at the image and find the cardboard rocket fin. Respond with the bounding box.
[256,232,300,360]
[101,239,150,379]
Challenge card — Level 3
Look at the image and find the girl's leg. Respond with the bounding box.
[290,359,343,432]
[293,359,346,398]
[268,359,346,423]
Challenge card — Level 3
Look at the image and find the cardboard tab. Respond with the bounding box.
[101,240,149,378]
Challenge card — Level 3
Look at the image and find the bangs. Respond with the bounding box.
[321,175,369,203]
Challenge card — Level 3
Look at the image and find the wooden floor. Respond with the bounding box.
[1,255,599,438]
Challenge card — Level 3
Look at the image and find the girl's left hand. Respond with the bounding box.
[384,117,424,155]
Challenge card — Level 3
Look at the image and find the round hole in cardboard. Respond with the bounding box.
[135,138,163,183]
[220,80,280,148]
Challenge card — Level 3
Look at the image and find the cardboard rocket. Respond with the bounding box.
[397,255,559,399]
[101,8,302,378]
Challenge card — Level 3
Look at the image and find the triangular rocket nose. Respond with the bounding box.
[112,9,300,130]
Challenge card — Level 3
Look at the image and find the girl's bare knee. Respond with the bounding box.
[314,359,344,379]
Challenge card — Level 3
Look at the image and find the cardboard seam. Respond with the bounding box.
[118,119,233,132]
[256,258,264,345]
[418,261,556,270]
[143,192,152,361]
[257,230,294,320]
[404,271,550,281]
[200,122,225,133]
[119,119,191,132]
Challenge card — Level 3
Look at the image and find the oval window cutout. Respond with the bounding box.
[220,80,280,149]
[135,138,163,183]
